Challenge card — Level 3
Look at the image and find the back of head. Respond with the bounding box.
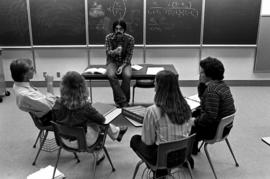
[200,57,225,80]
[60,71,89,110]
[10,58,32,82]
[155,70,191,125]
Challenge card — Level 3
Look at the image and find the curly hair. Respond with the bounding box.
[112,19,127,32]
[200,57,225,80]
[60,71,89,110]
[154,70,191,125]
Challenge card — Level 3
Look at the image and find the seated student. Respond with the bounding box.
[190,57,236,154]
[52,71,128,163]
[130,70,192,178]
[10,58,56,125]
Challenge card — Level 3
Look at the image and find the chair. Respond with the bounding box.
[29,112,54,166]
[198,113,239,179]
[132,79,155,104]
[132,134,196,179]
[51,121,115,179]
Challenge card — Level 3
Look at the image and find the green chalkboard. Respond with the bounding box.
[0,0,30,46]
[88,0,143,44]
[30,0,86,45]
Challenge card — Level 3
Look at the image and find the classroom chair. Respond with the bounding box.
[132,134,196,179]
[198,113,239,179]
[132,79,155,105]
[29,112,54,166]
[51,121,115,179]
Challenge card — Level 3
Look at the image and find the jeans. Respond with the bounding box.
[106,62,131,105]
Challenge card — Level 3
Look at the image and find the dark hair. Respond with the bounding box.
[112,19,127,32]
[10,58,33,82]
[200,57,225,80]
[154,70,191,125]
[60,71,89,110]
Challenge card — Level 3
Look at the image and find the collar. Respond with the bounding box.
[14,82,31,88]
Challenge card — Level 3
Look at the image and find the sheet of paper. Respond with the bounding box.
[187,94,200,103]
[27,165,64,179]
[104,108,122,124]
[131,64,143,70]
[185,98,200,110]
[84,68,106,74]
[146,67,165,75]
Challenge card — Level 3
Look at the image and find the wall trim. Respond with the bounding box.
[5,80,270,88]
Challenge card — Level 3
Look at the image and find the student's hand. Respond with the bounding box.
[114,46,122,55]
[116,66,123,75]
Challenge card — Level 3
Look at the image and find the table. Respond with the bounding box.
[82,64,178,102]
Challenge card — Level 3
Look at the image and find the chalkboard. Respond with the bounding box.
[30,0,86,45]
[88,0,143,44]
[146,0,202,44]
[0,0,30,46]
[203,0,261,44]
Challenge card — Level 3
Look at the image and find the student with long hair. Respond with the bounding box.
[52,71,128,164]
[130,70,192,178]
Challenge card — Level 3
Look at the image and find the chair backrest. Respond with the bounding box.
[29,112,52,130]
[206,113,235,144]
[51,121,108,153]
[51,121,88,152]
[155,134,196,170]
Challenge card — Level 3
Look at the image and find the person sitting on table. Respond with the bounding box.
[10,58,56,125]
[52,71,128,163]
[105,19,135,108]
[190,57,236,155]
[130,70,193,178]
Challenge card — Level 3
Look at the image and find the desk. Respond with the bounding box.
[82,64,178,102]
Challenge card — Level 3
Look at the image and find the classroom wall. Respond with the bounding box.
[1,0,270,84]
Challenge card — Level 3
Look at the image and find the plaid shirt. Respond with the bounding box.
[105,32,135,65]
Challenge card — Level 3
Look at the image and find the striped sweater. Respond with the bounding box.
[196,80,236,127]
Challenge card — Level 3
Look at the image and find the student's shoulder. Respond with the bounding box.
[124,33,135,40]
[105,33,114,39]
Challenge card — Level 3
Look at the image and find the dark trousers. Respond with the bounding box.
[130,135,168,178]
[106,62,131,105]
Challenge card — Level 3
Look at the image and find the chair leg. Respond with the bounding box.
[132,160,143,179]
[198,141,204,152]
[103,146,116,172]
[186,160,194,179]
[52,147,62,179]
[33,130,42,148]
[132,86,136,105]
[73,152,80,163]
[225,139,239,167]
[32,130,48,165]
[204,143,218,179]
[92,152,97,179]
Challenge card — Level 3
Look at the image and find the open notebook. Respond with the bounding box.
[92,102,122,124]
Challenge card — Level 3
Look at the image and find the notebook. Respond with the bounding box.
[92,102,122,124]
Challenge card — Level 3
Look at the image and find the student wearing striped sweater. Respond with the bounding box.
[191,57,236,155]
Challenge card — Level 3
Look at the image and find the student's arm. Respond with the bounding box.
[20,91,55,118]
[86,103,106,125]
[105,34,117,57]
[195,89,219,126]
[141,108,156,145]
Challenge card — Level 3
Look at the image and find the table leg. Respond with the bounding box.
[89,80,93,103]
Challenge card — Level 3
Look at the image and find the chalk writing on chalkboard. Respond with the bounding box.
[88,0,143,44]
[146,0,201,44]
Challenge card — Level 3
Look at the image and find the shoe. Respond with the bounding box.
[96,154,105,166]
[183,156,194,169]
[117,126,128,142]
